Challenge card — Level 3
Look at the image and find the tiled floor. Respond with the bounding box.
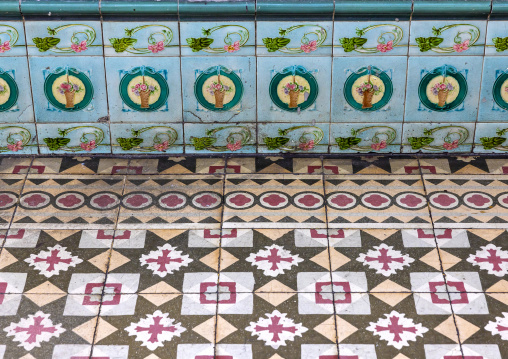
[1,155,508,358]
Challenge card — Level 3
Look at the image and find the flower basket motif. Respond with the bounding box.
[43,126,105,152]
[407,126,469,151]
[283,75,310,109]
[264,126,324,152]
[131,76,159,109]
[190,126,251,152]
[32,24,97,54]
[339,25,403,54]
[431,80,455,107]
[207,73,233,109]
[414,24,480,53]
[355,69,383,109]
[58,75,84,109]
[186,25,249,54]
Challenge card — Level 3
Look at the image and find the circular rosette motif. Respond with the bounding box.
[293,192,324,210]
[418,66,467,112]
[55,192,86,210]
[394,192,427,210]
[190,192,222,210]
[343,66,393,112]
[269,66,318,112]
[19,192,51,210]
[361,192,392,209]
[194,66,244,112]
[463,192,494,210]
[0,71,18,112]
[259,192,290,209]
[428,192,460,210]
[44,68,94,112]
[0,192,18,210]
[225,191,256,209]
[119,67,169,112]
[122,192,154,210]
[157,192,188,210]
[326,192,357,210]
[496,193,508,209]
[493,73,508,111]
[89,192,121,210]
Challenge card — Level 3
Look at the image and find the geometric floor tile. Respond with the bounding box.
[0,175,26,229]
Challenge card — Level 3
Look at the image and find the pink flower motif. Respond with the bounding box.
[229,194,251,206]
[140,84,148,91]
[57,194,82,207]
[371,140,387,151]
[363,194,389,206]
[432,194,457,207]
[466,194,491,207]
[7,140,23,152]
[226,140,242,152]
[224,40,241,53]
[24,194,47,207]
[93,194,116,208]
[71,40,88,53]
[80,140,96,152]
[161,195,184,207]
[0,194,14,207]
[331,194,354,207]
[297,194,320,207]
[60,83,72,91]
[148,41,165,54]
[153,141,169,152]
[301,40,318,53]
[399,194,423,208]
[377,40,393,53]
[299,140,315,151]
[453,40,469,53]
[263,194,287,206]
[0,41,11,53]
[195,194,218,207]
[443,140,459,150]
[126,194,149,207]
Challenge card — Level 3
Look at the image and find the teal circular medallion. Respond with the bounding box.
[44,70,94,112]
[0,72,18,112]
[120,70,169,112]
[493,72,508,111]
[194,68,243,112]
[269,70,318,112]
[343,66,393,112]
[418,67,467,112]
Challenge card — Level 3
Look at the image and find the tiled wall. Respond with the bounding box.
[1,0,508,155]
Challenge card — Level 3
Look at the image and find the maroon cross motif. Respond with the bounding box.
[497,324,508,332]
[255,248,293,271]
[255,315,297,343]
[34,249,72,272]
[375,315,417,342]
[474,249,508,272]
[145,249,183,272]
[135,316,177,343]
[365,248,404,271]
[14,316,57,343]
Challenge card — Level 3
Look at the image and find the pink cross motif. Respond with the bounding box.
[497,324,508,332]
[255,248,293,271]
[145,249,183,272]
[365,248,404,271]
[135,316,177,343]
[14,316,58,344]
[34,249,72,272]
[474,249,508,272]
[255,315,297,343]
[375,315,417,342]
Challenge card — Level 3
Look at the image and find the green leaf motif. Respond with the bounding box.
[186,37,214,52]
[262,37,291,52]
[191,137,216,151]
[415,37,443,52]
[493,37,508,52]
[335,137,362,150]
[407,137,434,150]
[339,37,367,52]
[480,137,506,150]
[117,137,144,151]
[110,37,138,53]
[33,37,61,52]
[264,136,289,150]
[43,137,70,151]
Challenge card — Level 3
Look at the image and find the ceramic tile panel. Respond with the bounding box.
[485,20,508,55]
[330,122,403,154]
[110,123,184,154]
[401,122,476,153]
[257,56,332,123]
[257,21,333,56]
[28,56,108,123]
[184,123,256,154]
[474,123,508,153]
[0,22,26,56]
[0,57,34,123]
[103,21,180,57]
[331,56,407,123]
[0,124,38,155]
[105,57,182,123]
[404,56,483,123]
[409,20,487,56]
[258,122,329,154]
[478,56,508,122]
[25,21,103,56]
[181,56,256,123]
[180,21,255,56]
[333,20,410,56]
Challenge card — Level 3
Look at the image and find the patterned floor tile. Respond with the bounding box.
[117,176,223,229]
[0,156,32,174]
[424,175,508,228]
[420,156,508,175]
[29,157,129,175]
[325,175,432,228]
[323,156,418,175]
[0,175,25,229]
[223,175,326,228]
[227,157,324,174]
[157,157,226,174]
[10,175,124,229]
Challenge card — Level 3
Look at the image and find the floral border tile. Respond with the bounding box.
[111,123,184,154]
[184,123,256,154]
[485,20,508,55]
[330,122,402,154]
[0,56,34,123]
[0,123,38,155]
[258,122,329,154]
[402,122,475,153]
[0,22,26,56]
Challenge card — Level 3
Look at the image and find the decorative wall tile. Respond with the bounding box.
[402,122,475,153]
[184,123,256,154]
[105,57,182,123]
[478,56,508,122]
[257,21,333,56]
[333,21,410,56]
[257,57,332,123]
[0,22,26,56]
[330,122,402,154]
[258,122,329,154]
[180,21,255,56]
[111,123,183,154]
[485,20,508,55]
[0,57,34,123]
[474,123,508,153]
[331,56,407,123]
[36,122,111,154]
[409,20,487,56]
[0,123,38,155]
[404,56,483,123]
[103,21,179,57]
[25,21,103,56]
[181,56,256,123]
[28,56,107,122]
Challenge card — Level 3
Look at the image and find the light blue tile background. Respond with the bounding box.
[0,22,26,57]
[258,122,329,154]
[0,123,38,154]
[330,122,403,153]
[184,123,256,154]
[37,122,111,154]
[478,56,508,122]
[474,122,508,153]
[111,123,184,154]
[402,122,475,153]
[0,57,34,123]
[485,21,508,56]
